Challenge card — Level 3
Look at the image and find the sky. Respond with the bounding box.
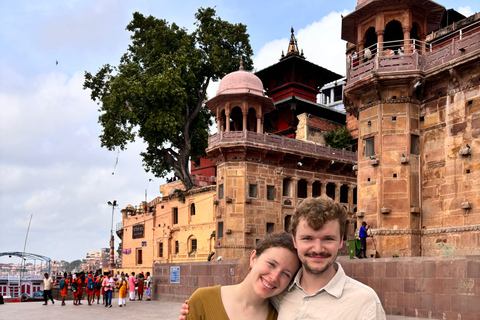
[0,0,477,265]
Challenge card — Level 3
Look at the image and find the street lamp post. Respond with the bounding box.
[107,200,118,268]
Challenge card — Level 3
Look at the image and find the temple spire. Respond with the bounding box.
[280,27,305,60]
[239,57,244,71]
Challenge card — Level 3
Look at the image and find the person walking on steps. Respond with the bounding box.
[355,221,370,259]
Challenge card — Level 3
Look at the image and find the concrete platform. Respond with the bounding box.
[0,299,432,320]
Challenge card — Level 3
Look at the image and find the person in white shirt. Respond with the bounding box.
[42,273,55,305]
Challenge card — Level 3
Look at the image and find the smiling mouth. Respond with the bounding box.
[261,277,276,290]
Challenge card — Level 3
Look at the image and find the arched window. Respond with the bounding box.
[384,20,404,53]
[340,185,349,204]
[297,179,308,198]
[220,109,227,131]
[364,27,377,51]
[283,178,294,197]
[247,108,257,132]
[312,181,321,197]
[188,235,197,254]
[230,106,243,131]
[326,183,336,200]
[190,203,196,216]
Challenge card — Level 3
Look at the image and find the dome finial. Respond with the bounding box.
[239,57,244,71]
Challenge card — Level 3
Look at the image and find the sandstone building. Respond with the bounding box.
[342,0,480,257]
[118,33,358,265]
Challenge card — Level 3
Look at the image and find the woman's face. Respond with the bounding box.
[249,247,300,299]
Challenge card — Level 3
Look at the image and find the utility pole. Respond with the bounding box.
[107,200,118,268]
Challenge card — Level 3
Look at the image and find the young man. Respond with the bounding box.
[180,196,386,319]
[42,273,55,305]
[355,221,370,259]
[270,196,385,319]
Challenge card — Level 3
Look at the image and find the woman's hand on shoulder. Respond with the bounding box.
[179,300,189,320]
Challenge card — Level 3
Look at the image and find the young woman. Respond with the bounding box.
[185,232,299,320]
[60,272,69,306]
[117,274,129,307]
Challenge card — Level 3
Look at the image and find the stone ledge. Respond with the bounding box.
[370,224,480,236]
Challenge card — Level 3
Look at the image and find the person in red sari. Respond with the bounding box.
[137,272,145,300]
[60,272,69,306]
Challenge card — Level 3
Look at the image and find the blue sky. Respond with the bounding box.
[0,0,477,264]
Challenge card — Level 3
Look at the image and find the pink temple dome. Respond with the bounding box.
[216,70,265,97]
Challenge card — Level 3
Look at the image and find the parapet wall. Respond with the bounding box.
[152,256,480,319]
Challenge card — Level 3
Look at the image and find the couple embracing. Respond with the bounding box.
[181,196,386,320]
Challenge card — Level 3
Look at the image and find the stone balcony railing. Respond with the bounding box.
[347,20,480,86]
[207,130,357,163]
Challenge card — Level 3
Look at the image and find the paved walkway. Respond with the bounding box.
[0,299,431,320]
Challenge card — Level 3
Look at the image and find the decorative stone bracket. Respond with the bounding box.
[226,197,232,203]
[245,198,251,204]
[356,211,365,217]
[225,229,232,234]
[410,207,421,214]
[401,156,410,164]
[381,207,391,214]
[370,158,380,166]
[461,202,472,209]
[458,147,471,156]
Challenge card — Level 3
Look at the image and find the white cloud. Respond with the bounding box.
[457,6,474,17]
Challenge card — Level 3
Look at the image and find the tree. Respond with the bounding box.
[69,259,82,272]
[117,242,122,259]
[84,8,253,191]
[324,127,353,150]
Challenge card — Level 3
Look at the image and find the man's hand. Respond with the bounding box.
[179,300,189,320]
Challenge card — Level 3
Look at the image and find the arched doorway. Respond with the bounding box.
[384,20,403,54]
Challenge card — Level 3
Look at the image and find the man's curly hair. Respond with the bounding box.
[290,196,347,238]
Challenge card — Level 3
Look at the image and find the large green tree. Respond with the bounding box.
[84,8,253,190]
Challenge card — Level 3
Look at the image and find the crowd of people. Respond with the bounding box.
[43,270,152,307]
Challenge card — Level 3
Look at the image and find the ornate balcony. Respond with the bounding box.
[207,130,357,163]
[346,20,480,87]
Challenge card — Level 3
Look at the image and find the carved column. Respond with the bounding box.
[376,31,384,56]
[257,116,262,133]
[357,40,365,64]
[225,102,231,132]
[335,183,341,203]
[403,27,411,53]
[243,112,248,132]
[348,185,354,213]
[321,182,327,197]
[307,180,314,198]
[291,177,300,206]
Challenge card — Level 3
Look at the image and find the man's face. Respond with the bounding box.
[293,218,343,276]
[44,273,49,279]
